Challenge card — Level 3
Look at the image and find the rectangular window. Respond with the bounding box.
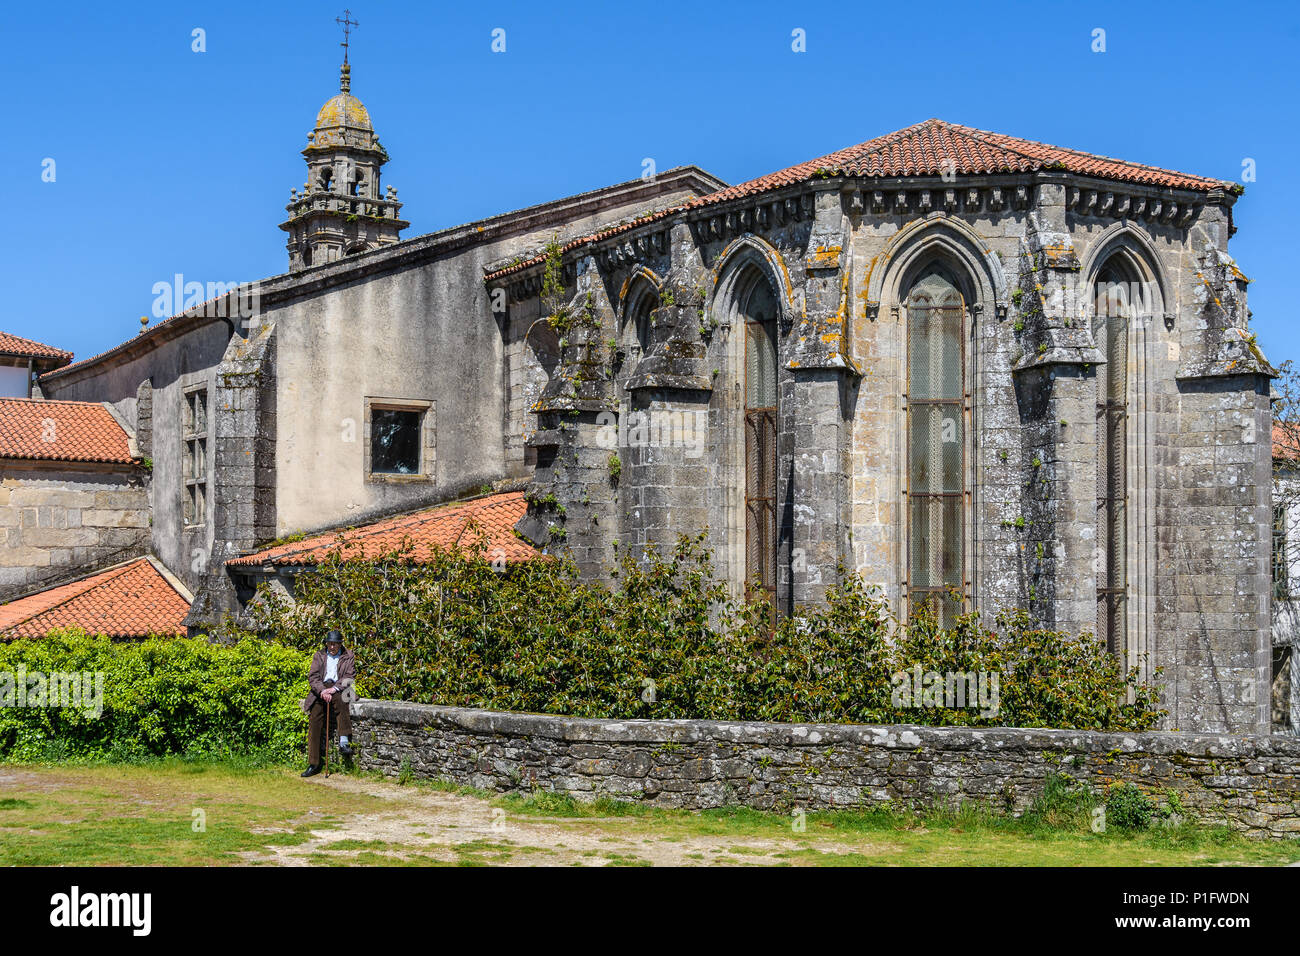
[183,386,208,527]
[371,409,421,474]
[1273,504,1289,600]
[365,398,435,480]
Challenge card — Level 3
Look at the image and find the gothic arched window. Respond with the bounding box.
[906,269,965,626]
[744,276,779,621]
[1094,263,1130,654]
[622,283,657,363]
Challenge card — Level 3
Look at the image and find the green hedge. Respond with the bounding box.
[0,630,310,762]
[244,533,1164,731]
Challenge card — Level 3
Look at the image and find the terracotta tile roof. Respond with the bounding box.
[1275,423,1300,461]
[0,331,72,363]
[0,399,135,465]
[485,119,1232,282]
[227,491,539,568]
[0,557,192,639]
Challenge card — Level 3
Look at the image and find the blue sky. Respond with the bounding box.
[3,0,1298,365]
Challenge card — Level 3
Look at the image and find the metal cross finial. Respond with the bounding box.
[336,9,358,65]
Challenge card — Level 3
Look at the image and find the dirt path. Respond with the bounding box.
[244,774,866,867]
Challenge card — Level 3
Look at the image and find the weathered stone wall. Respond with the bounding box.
[497,171,1274,735]
[0,468,149,600]
[184,323,278,633]
[267,168,724,543]
[41,167,725,625]
[39,319,231,595]
[352,699,1300,838]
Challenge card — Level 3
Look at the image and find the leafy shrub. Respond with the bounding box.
[1158,788,1188,822]
[1105,782,1156,830]
[0,629,310,762]
[243,533,1164,731]
[1023,772,1098,830]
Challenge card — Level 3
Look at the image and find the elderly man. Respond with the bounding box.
[301,630,356,778]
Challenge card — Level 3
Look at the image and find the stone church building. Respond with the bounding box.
[8,53,1280,735]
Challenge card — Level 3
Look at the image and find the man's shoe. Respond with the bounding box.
[339,741,354,758]
[301,764,321,778]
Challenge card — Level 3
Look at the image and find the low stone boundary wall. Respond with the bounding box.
[351,699,1300,838]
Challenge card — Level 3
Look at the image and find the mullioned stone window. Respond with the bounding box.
[1094,263,1131,655]
[906,268,965,627]
[742,276,779,622]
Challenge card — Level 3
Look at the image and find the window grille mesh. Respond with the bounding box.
[1094,270,1129,655]
[743,279,779,622]
[907,273,964,628]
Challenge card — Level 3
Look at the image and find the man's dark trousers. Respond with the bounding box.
[308,694,352,766]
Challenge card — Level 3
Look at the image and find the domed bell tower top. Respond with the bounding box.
[280,17,408,272]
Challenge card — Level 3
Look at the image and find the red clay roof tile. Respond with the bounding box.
[485,119,1232,282]
[0,331,72,363]
[0,558,191,639]
[0,399,135,465]
[227,491,539,568]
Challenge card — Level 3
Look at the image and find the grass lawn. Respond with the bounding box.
[0,760,1297,867]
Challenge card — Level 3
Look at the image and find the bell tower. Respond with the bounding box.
[280,12,408,272]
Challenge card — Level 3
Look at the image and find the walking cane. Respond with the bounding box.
[324,694,332,778]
